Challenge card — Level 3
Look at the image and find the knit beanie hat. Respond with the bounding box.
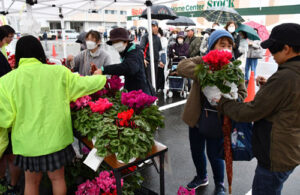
[207,30,234,52]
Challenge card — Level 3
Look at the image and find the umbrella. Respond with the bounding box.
[236,24,260,40]
[244,21,269,41]
[223,116,233,194]
[111,25,119,29]
[140,4,177,20]
[76,32,87,43]
[130,26,137,30]
[200,6,244,24]
[166,16,196,26]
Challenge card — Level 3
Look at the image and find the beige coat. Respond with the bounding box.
[177,56,247,127]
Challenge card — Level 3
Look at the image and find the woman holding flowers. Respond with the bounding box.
[177,30,247,194]
[0,36,106,195]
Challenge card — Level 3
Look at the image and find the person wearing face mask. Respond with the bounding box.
[168,29,179,47]
[100,28,152,95]
[168,31,189,60]
[225,21,241,60]
[67,30,112,76]
[176,30,247,195]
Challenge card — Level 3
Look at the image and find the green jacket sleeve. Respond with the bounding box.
[0,128,8,158]
[218,72,289,122]
[67,69,107,102]
[0,82,15,128]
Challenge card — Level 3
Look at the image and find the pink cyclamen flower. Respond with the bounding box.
[88,98,113,114]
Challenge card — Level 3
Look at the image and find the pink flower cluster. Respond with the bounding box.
[88,98,113,114]
[71,96,92,110]
[177,186,195,195]
[121,90,157,109]
[76,171,123,195]
[106,75,124,91]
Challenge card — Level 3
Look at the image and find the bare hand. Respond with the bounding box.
[93,69,102,75]
[144,60,149,68]
[159,62,164,68]
[90,62,98,74]
[67,55,74,62]
[256,76,267,86]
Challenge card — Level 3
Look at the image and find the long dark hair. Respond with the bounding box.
[15,35,47,68]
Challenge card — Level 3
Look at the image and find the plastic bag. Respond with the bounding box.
[222,81,238,100]
[19,13,41,37]
[202,85,222,106]
[202,82,238,106]
[0,128,9,158]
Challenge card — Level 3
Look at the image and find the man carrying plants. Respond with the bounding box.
[217,23,300,195]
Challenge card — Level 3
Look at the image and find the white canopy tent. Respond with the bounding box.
[1,0,178,89]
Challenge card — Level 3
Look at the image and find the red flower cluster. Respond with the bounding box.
[121,165,137,174]
[88,98,113,114]
[117,109,134,127]
[202,50,232,71]
[46,58,56,65]
[8,54,15,69]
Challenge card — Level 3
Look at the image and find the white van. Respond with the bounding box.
[64,29,79,39]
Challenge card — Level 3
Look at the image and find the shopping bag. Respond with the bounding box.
[220,121,253,161]
[231,121,253,161]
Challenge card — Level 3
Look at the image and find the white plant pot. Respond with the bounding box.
[115,153,136,164]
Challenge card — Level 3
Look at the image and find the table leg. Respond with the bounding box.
[159,153,165,195]
[114,170,122,195]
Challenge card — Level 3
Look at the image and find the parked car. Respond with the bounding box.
[64,29,79,39]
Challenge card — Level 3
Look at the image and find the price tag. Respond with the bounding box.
[83,148,104,172]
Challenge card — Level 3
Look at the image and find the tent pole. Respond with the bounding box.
[1,0,5,12]
[59,8,67,59]
[146,0,156,90]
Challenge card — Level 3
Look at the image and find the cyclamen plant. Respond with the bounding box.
[195,50,244,93]
[72,76,164,164]
[75,171,123,195]
[121,90,157,111]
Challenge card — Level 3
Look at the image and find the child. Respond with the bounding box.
[177,30,247,195]
[0,35,106,195]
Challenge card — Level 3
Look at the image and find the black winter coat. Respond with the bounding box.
[0,52,11,77]
[103,43,151,95]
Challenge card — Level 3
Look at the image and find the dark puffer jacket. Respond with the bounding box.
[103,43,151,95]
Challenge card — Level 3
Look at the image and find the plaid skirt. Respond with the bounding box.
[14,145,75,172]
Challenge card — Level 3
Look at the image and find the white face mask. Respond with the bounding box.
[228,27,236,33]
[113,42,126,53]
[86,41,97,50]
[184,32,187,36]
[222,49,232,53]
[178,39,184,44]
[172,34,177,39]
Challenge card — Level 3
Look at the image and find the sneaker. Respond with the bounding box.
[187,176,209,190]
[215,183,226,195]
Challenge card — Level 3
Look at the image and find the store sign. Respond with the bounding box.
[171,4,205,12]
[132,8,143,16]
[207,0,235,8]
[171,0,235,13]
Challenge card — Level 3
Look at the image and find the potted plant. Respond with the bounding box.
[72,76,164,164]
